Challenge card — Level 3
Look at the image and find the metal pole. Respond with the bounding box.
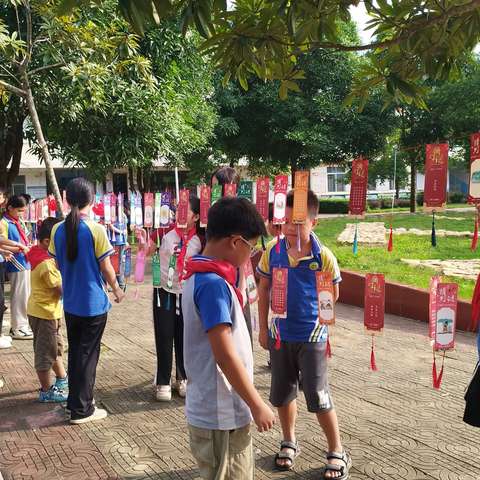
[175,166,180,203]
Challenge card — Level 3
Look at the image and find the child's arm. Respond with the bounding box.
[208,324,275,432]
[257,276,270,350]
[334,283,339,302]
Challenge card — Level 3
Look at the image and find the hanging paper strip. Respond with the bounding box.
[129,191,136,227]
[30,201,37,223]
[364,273,385,371]
[273,175,288,225]
[244,259,259,305]
[62,190,69,215]
[238,181,253,201]
[48,195,57,217]
[255,177,270,221]
[111,246,121,274]
[224,183,237,197]
[111,194,118,225]
[35,200,42,222]
[176,189,190,229]
[154,193,161,228]
[429,275,441,340]
[424,143,448,211]
[468,132,480,203]
[349,157,369,216]
[293,171,309,224]
[103,194,112,224]
[271,267,288,318]
[160,192,171,228]
[135,192,143,228]
[144,192,154,228]
[434,282,458,352]
[152,251,161,287]
[211,184,222,205]
[316,271,335,325]
[117,193,125,226]
[41,199,48,220]
[200,185,211,228]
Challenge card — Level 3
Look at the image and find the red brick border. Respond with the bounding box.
[339,270,473,332]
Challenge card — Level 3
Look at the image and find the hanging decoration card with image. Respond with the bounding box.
[160,192,171,228]
[144,192,154,228]
[200,185,211,227]
[434,283,458,351]
[468,132,480,203]
[255,177,270,221]
[117,193,125,227]
[62,190,70,215]
[273,175,288,225]
[110,193,117,224]
[103,194,112,224]
[244,259,258,305]
[211,184,222,205]
[134,192,143,228]
[176,189,189,229]
[292,171,309,224]
[41,198,49,220]
[271,267,288,318]
[364,274,385,332]
[154,193,161,228]
[129,191,136,227]
[349,157,369,217]
[238,181,253,201]
[48,196,57,217]
[224,183,237,197]
[152,251,161,287]
[316,271,335,325]
[429,275,441,340]
[424,143,449,211]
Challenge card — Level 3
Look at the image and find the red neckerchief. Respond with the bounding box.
[174,226,197,280]
[471,273,480,331]
[4,214,28,245]
[26,245,51,270]
[184,257,243,306]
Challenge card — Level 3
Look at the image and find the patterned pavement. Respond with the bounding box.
[1,280,480,480]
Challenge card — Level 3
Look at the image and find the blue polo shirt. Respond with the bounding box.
[49,218,114,317]
[0,217,30,273]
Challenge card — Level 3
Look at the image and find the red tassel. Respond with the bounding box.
[275,234,281,253]
[471,214,478,251]
[275,319,281,350]
[370,337,377,371]
[471,273,480,332]
[435,364,444,389]
[387,225,393,252]
[326,337,332,358]
[432,356,438,389]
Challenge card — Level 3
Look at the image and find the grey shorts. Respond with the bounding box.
[28,315,64,371]
[269,339,334,413]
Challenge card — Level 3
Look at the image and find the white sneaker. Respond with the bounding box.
[10,327,33,340]
[155,385,172,402]
[0,336,12,348]
[70,407,107,425]
[175,380,187,398]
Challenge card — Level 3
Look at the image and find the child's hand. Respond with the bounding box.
[113,286,125,304]
[251,401,275,432]
[258,328,269,350]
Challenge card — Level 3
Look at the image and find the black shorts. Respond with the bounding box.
[269,338,333,413]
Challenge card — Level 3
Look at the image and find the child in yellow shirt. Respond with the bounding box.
[26,217,68,403]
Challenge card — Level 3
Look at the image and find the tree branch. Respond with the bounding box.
[0,79,27,97]
[28,62,65,76]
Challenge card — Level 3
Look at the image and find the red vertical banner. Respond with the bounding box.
[349,157,369,216]
[293,171,309,224]
[271,267,288,318]
[424,143,449,210]
[434,283,458,351]
[429,275,441,340]
[255,177,269,221]
[176,188,189,229]
[144,193,154,228]
[223,183,237,197]
[273,175,288,225]
[48,195,56,217]
[244,259,258,305]
[316,272,335,325]
[364,273,385,332]
[199,185,211,228]
[468,132,480,203]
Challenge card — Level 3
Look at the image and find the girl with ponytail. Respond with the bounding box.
[49,178,125,424]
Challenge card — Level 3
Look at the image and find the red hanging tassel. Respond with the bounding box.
[275,319,281,350]
[370,336,377,371]
[275,233,281,253]
[326,337,332,358]
[434,352,446,389]
[387,225,393,252]
[471,273,480,332]
[432,355,437,389]
[471,213,478,251]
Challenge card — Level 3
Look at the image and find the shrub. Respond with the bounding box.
[416,191,424,206]
[448,192,467,203]
[318,198,349,214]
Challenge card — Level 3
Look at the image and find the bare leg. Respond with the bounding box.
[52,359,67,379]
[276,400,297,468]
[37,370,52,391]
[317,409,344,478]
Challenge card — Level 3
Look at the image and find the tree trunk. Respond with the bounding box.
[290,158,297,186]
[128,166,134,192]
[136,168,144,193]
[23,76,64,217]
[409,153,417,213]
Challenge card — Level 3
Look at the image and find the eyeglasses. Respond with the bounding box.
[235,236,258,255]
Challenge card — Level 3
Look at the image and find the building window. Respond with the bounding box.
[327,167,346,192]
[11,175,26,196]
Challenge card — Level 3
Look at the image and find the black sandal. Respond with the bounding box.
[274,440,299,471]
[324,450,352,479]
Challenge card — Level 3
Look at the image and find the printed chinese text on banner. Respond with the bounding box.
[293,171,309,224]
[364,273,385,332]
[468,132,480,203]
[160,192,171,228]
[211,184,222,205]
[200,185,211,228]
[273,175,288,225]
[271,267,288,318]
[176,189,189,229]
[434,283,458,352]
[429,275,441,340]
[256,177,269,221]
[316,271,335,325]
[349,158,369,216]
[238,181,253,201]
[424,143,448,210]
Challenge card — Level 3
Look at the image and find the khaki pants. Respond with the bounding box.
[188,424,254,480]
[9,270,30,330]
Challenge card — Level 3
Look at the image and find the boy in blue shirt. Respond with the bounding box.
[182,197,275,480]
[257,190,351,479]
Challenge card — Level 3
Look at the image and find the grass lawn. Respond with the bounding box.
[314,209,477,301]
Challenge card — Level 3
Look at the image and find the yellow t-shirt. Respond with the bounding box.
[27,258,63,320]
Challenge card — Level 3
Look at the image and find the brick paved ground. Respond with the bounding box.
[1,280,480,480]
